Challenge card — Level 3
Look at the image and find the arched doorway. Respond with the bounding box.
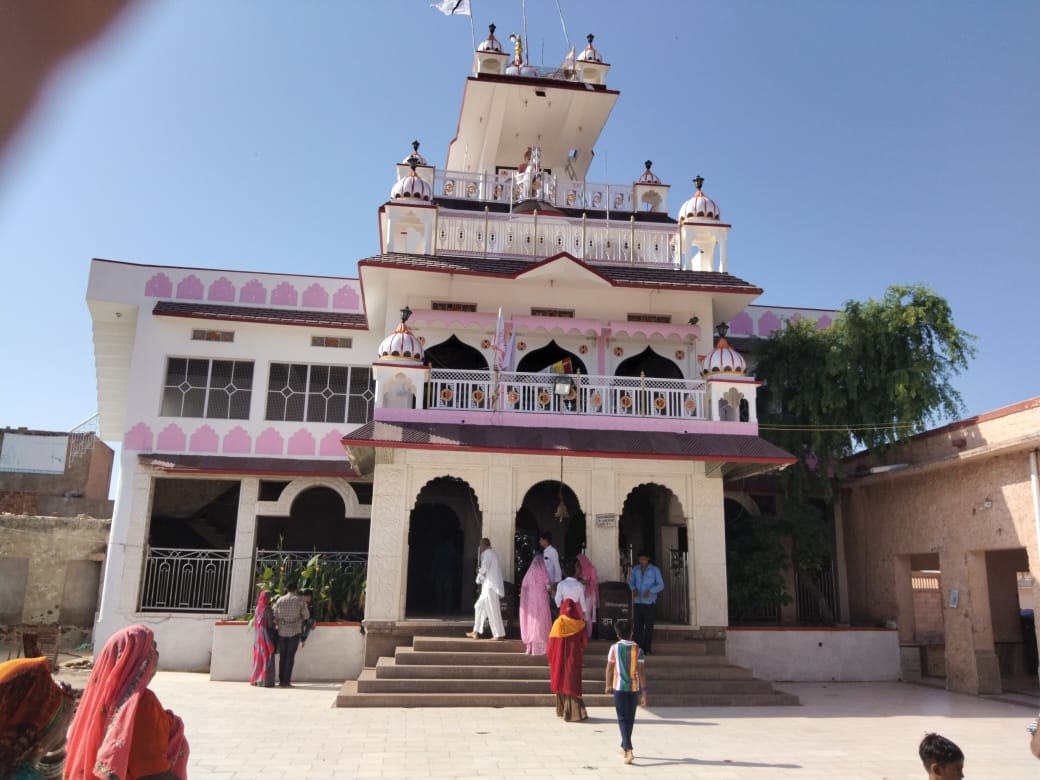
[516,339,587,374]
[424,335,488,369]
[256,485,368,551]
[406,476,482,618]
[615,347,682,379]
[619,483,687,623]
[514,477,585,582]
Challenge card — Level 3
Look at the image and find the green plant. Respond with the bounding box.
[250,540,367,622]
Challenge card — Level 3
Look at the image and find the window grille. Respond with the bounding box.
[265,363,374,424]
[626,313,672,323]
[431,301,478,312]
[530,307,574,318]
[161,358,254,419]
[311,336,353,348]
[191,329,234,342]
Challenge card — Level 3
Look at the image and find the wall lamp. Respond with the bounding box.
[553,376,576,397]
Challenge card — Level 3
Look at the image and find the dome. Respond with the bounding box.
[400,139,427,167]
[377,313,424,362]
[477,23,502,52]
[576,33,602,63]
[635,160,660,185]
[678,175,721,221]
[390,164,432,202]
[701,337,746,376]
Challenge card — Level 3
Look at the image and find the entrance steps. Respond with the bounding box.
[335,635,798,708]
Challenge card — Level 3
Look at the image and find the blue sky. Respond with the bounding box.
[1,0,1037,437]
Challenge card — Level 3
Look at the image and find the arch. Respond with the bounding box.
[254,484,369,551]
[256,476,360,518]
[406,476,483,617]
[515,339,587,374]
[615,347,682,379]
[619,482,687,623]
[514,478,586,582]
[424,334,488,370]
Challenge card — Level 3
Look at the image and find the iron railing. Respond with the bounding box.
[795,562,838,623]
[664,548,689,624]
[140,547,232,612]
[254,549,368,576]
[428,369,707,420]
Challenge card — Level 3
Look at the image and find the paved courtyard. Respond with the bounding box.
[137,674,1036,779]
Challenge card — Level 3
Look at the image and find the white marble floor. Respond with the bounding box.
[144,674,1037,779]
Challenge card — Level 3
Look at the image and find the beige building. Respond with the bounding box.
[840,397,1040,695]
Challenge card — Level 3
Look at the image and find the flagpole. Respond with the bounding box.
[469,1,476,50]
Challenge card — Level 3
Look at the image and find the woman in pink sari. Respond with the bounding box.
[250,590,276,687]
[577,553,599,637]
[519,553,552,655]
[65,625,189,780]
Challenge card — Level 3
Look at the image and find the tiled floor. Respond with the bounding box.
[140,674,1038,779]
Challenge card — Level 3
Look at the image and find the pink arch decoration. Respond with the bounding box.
[156,424,187,452]
[208,276,236,302]
[271,282,298,306]
[189,425,219,452]
[176,274,204,300]
[255,427,284,455]
[123,423,153,451]
[729,311,753,336]
[223,426,252,453]
[319,429,344,456]
[758,311,782,337]
[287,429,316,456]
[302,284,329,308]
[333,284,361,311]
[144,273,173,298]
[817,315,833,330]
[239,279,267,304]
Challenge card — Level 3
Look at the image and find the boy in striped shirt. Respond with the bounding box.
[605,619,647,764]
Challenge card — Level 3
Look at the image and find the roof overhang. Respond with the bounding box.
[138,454,356,478]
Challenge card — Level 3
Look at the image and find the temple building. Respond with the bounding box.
[86,23,830,672]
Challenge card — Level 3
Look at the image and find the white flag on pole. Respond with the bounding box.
[493,307,506,370]
[431,0,471,16]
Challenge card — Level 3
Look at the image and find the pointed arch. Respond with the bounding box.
[515,339,588,374]
[424,335,489,370]
[615,347,682,379]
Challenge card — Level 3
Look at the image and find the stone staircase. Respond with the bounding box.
[336,633,798,707]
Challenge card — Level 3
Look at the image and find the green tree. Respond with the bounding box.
[742,285,975,619]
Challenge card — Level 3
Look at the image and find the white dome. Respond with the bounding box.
[701,337,746,376]
[477,23,503,52]
[400,140,427,167]
[377,320,424,362]
[636,160,660,185]
[678,176,721,221]
[577,33,602,62]
[390,169,432,201]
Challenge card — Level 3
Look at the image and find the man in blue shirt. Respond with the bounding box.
[628,550,664,653]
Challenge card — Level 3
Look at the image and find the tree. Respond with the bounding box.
[738,285,975,620]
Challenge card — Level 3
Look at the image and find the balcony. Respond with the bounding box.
[426,369,707,420]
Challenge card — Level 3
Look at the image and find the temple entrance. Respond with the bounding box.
[405,476,481,618]
[619,483,688,624]
[514,477,585,582]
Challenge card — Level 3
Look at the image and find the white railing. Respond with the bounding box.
[435,214,678,265]
[427,370,707,420]
[140,547,232,613]
[434,168,642,213]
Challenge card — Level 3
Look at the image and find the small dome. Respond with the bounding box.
[377,313,424,363]
[400,139,427,167]
[477,23,503,52]
[701,337,746,376]
[636,160,660,185]
[391,164,432,202]
[678,175,720,221]
[577,33,602,63]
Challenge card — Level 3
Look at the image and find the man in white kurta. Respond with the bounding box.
[467,537,506,640]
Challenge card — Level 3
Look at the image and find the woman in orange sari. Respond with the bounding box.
[0,656,78,779]
[64,625,189,780]
[546,597,588,722]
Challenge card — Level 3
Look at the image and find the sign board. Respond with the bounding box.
[0,433,68,474]
[597,581,632,637]
[594,513,618,528]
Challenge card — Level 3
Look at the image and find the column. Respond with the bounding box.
[690,469,727,628]
[584,460,619,580]
[227,477,259,617]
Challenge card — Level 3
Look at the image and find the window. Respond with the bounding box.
[191,329,234,342]
[431,301,477,312]
[161,358,254,419]
[627,313,671,324]
[311,336,353,349]
[266,363,374,424]
[530,307,574,318]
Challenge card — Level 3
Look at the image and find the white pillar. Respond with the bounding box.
[364,460,409,621]
[227,477,259,617]
[585,460,620,580]
[690,469,727,627]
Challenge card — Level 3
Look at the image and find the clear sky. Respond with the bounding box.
[1,0,1037,438]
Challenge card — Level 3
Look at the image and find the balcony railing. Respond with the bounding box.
[435,168,642,213]
[140,547,232,613]
[427,369,707,420]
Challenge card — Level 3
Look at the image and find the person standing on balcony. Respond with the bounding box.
[272,580,310,687]
[539,531,562,619]
[629,550,665,654]
[467,537,506,640]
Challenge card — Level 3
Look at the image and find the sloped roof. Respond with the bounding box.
[152,301,368,329]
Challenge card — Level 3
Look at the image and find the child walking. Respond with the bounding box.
[918,733,964,780]
[605,619,647,764]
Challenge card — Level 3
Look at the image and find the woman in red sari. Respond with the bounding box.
[547,597,588,722]
[250,590,276,687]
[65,625,189,780]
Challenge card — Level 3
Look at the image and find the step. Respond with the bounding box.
[412,636,713,655]
[374,658,754,681]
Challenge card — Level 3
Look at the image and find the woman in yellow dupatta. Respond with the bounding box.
[546,597,588,722]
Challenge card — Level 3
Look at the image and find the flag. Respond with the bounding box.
[550,358,573,375]
[502,327,516,373]
[431,0,471,15]
[493,307,506,370]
